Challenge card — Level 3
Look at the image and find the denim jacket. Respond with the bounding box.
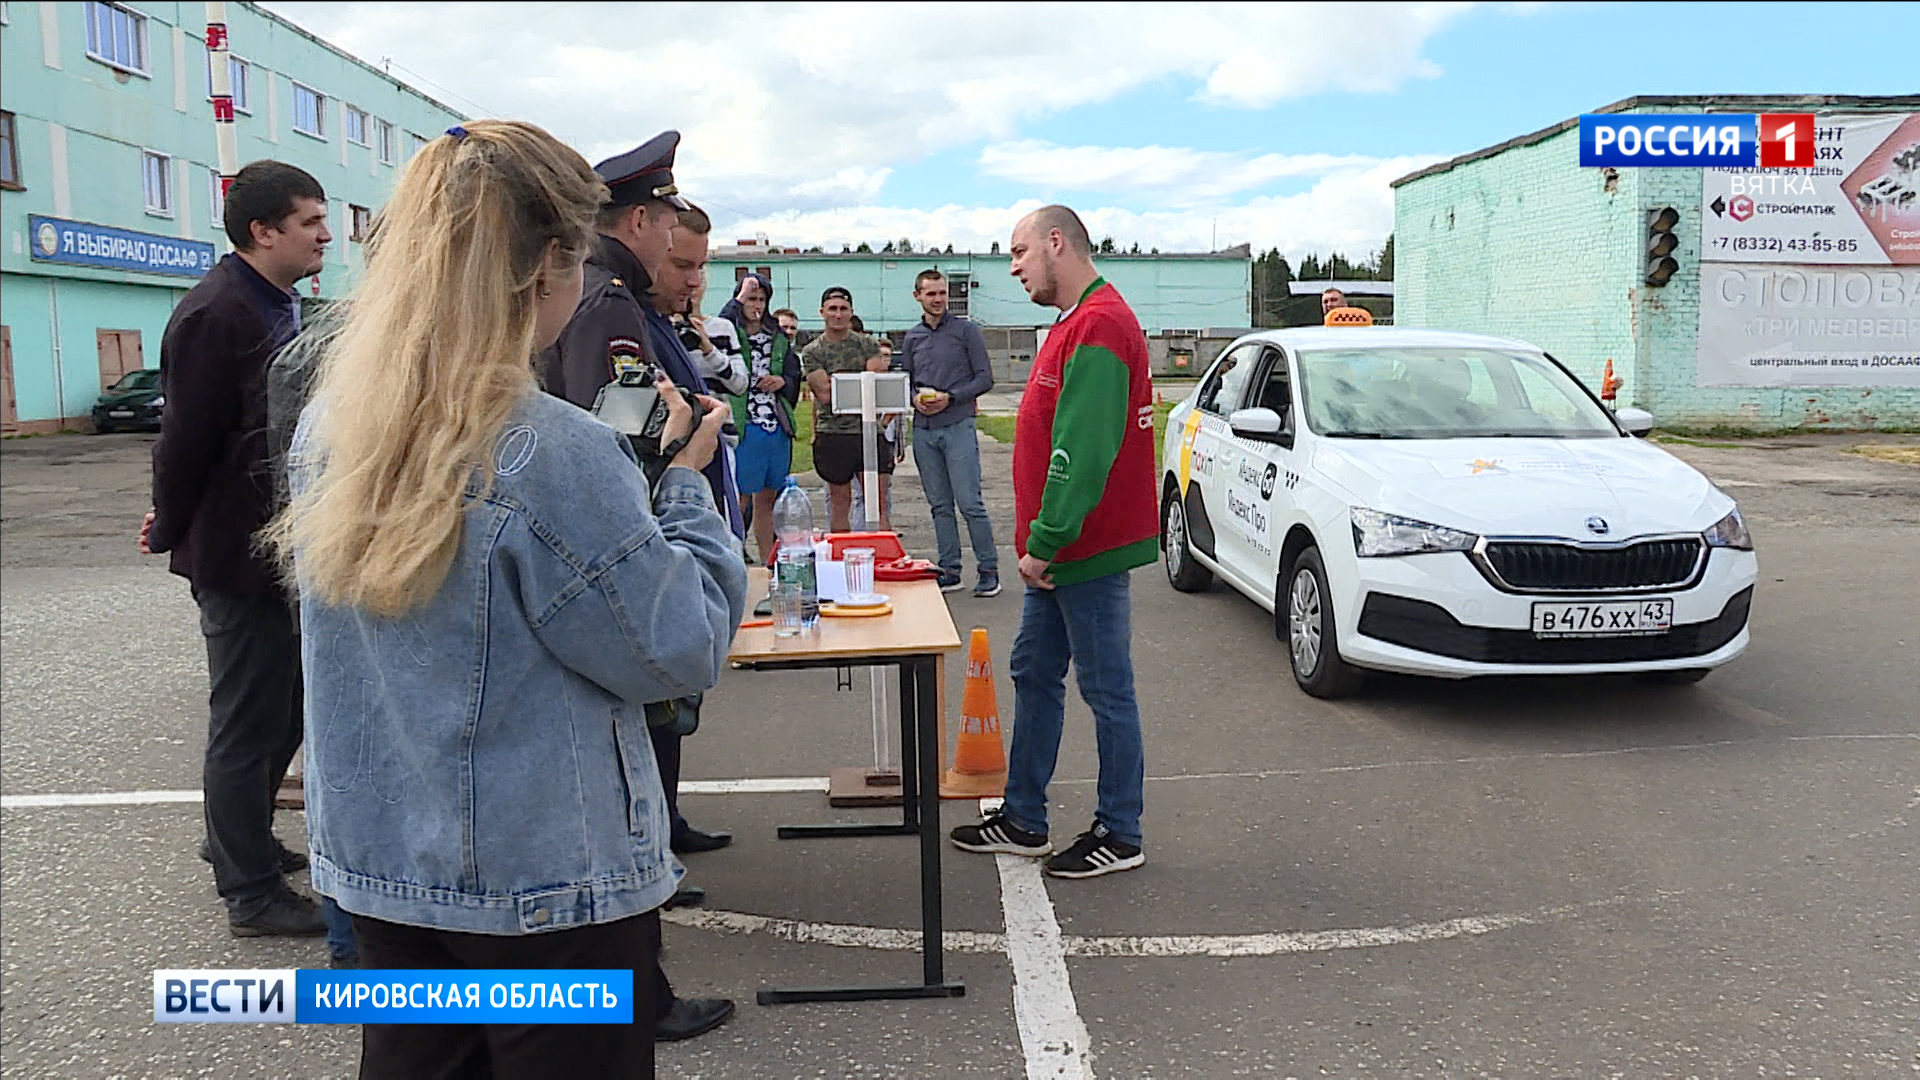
[292,389,748,935]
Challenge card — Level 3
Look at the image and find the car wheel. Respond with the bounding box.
[1279,546,1364,699]
[1162,489,1213,593]
[1639,668,1712,686]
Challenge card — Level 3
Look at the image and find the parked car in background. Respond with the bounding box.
[1159,327,1757,698]
[91,369,165,433]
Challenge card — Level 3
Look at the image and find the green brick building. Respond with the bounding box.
[1393,95,1919,431]
[0,1,465,432]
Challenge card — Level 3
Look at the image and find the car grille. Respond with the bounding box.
[1357,587,1751,665]
[1478,538,1705,593]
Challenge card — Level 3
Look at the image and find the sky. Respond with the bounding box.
[264,1,1914,263]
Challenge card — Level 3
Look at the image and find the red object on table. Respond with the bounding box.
[826,532,907,561]
[875,556,940,582]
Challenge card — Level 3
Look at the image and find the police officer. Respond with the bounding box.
[537,130,736,1045]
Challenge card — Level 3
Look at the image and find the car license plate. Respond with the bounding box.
[1531,598,1673,638]
[108,410,135,418]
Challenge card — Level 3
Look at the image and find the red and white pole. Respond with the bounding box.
[205,2,239,246]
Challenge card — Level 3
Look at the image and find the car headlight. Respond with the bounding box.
[1703,506,1752,550]
[148,395,165,408]
[1350,508,1480,558]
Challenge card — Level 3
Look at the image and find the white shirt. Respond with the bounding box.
[691,316,748,395]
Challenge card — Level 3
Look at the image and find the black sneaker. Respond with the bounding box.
[1044,823,1144,879]
[973,571,1003,598]
[949,812,1051,856]
[655,997,735,1042]
[228,888,328,938]
[937,572,965,593]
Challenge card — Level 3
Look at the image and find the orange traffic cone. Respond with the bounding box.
[1601,357,1621,403]
[942,628,1007,797]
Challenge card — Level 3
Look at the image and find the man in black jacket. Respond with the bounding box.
[141,161,330,937]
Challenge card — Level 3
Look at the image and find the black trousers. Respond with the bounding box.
[646,723,682,1017]
[354,911,660,1080]
[195,586,303,909]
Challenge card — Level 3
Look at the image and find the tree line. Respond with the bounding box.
[1252,236,1394,328]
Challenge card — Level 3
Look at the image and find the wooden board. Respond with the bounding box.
[731,568,963,664]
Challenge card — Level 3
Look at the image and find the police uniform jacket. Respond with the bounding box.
[538,234,741,535]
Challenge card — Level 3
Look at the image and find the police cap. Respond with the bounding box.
[595,131,692,211]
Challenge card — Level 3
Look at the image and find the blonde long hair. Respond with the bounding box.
[271,120,605,617]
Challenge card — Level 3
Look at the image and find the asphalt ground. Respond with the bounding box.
[2,428,1917,1078]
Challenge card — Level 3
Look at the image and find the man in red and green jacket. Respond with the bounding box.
[950,205,1157,879]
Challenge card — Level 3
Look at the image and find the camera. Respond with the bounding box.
[677,323,705,354]
[589,364,674,461]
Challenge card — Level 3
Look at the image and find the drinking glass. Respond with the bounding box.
[771,580,803,638]
[844,547,876,599]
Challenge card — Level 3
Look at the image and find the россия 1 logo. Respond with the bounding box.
[1580,114,1815,168]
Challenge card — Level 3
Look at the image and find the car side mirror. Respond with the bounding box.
[1229,407,1289,444]
[1615,407,1654,437]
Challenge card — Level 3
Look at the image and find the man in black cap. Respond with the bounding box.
[536,130,737,1044]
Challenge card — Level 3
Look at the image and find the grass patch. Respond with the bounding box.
[791,401,814,475]
[1845,444,1920,466]
[976,415,1018,444]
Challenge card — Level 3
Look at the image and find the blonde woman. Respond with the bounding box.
[274,120,744,1078]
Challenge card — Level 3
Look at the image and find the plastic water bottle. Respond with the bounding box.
[773,476,820,629]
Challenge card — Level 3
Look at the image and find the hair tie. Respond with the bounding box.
[446,125,469,141]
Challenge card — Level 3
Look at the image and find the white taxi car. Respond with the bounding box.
[1159,328,1757,698]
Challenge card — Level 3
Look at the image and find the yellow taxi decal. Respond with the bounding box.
[1176,410,1204,494]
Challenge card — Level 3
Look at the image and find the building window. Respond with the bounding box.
[142,150,173,216]
[948,273,972,318]
[406,132,427,159]
[291,82,327,139]
[349,204,371,242]
[0,111,21,191]
[208,168,225,228]
[205,52,251,113]
[375,119,395,164]
[85,2,149,75]
[345,105,369,147]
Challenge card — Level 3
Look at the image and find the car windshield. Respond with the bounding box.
[1296,347,1620,439]
[110,370,159,392]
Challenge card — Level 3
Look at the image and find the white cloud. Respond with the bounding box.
[263,1,1471,218]
[978,140,1386,203]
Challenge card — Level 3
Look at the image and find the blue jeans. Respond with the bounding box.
[1002,571,1143,846]
[913,417,998,576]
[321,895,358,962]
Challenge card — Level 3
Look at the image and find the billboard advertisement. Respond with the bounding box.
[1701,113,1920,266]
[1695,263,1920,387]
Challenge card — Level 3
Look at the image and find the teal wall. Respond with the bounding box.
[706,251,1251,335]
[1,1,465,425]
[1393,104,1919,431]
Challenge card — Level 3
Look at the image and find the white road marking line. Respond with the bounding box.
[1,789,202,808]
[679,776,828,795]
[0,778,832,809]
[660,892,1662,960]
[9,734,1911,811]
[982,799,1096,1080]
